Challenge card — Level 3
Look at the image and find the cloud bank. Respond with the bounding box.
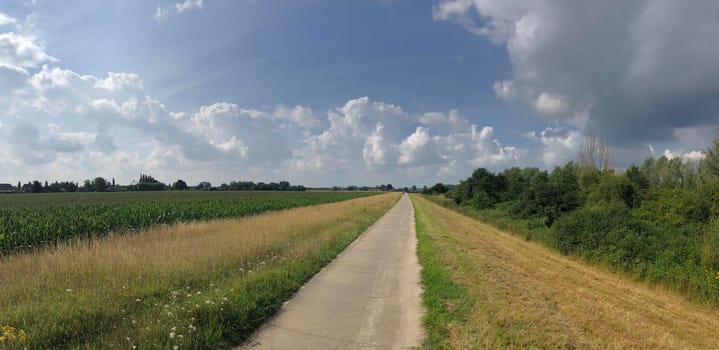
[434,0,719,146]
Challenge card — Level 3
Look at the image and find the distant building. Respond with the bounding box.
[0,183,15,193]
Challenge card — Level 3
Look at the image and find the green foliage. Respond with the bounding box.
[449,168,506,209]
[0,192,375,254]
[429,183,449,194]
[702,129,719,178]
[587,174,639,208]
[172,179,188,191]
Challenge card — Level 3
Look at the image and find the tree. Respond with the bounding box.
[31,180,43,193]
[430,183,449,194]
[94,177,108,192]
[578,131,611,189]
[83,179,94,192]
[625,164,649,190]
[701,130,719,178]
[198,181,212,190]
[173,179,188,190]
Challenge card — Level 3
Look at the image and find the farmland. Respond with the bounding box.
[0,191,376,254]
[0,192,399,349]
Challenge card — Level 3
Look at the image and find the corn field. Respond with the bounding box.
[0,191,374,254]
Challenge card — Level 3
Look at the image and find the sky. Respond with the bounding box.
[0,0,717,187]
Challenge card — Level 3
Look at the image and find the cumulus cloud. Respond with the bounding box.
[399,127,436,166]
[176,0,204,13]
[435,0,719,146]
[273,105,319,128]
[0,32,57,74]
[0,12,17,26]
[94,72,144,92]
[537,127,584,167]
[418,109,470,133]
[661,148,706,162]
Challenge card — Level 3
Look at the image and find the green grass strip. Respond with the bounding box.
[411,196,473,349]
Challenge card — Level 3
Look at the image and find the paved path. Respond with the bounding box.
[240,194,423,350]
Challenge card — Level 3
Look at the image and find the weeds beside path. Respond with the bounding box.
[0,193,399,349]
[411,194,719,349]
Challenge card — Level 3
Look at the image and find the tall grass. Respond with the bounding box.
[0,193,399,349]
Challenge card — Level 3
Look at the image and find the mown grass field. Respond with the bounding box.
[0,192,399,349]
[0,191,374,254]
[411,195,719,349]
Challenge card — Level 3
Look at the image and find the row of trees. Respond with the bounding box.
[439,132,719,304]
[9,175,307,193]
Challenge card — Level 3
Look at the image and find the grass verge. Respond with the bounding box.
[0,193,399,349]
[411,194,719,349]
[412,196,473,349]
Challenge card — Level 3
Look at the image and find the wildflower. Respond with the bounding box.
[0,325,27,343]
[173,346,179,350]
[135,299,142,303]
[66,288,73,292]
[715,271,719,280]
[169,331,176,338]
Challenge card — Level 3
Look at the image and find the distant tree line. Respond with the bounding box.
[5,174,308,193]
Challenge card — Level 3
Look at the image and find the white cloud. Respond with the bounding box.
[154,6,169,23]
[538,127,584,167]
[176,0,204,13]
[492,80,516,101]
[399,127,435,165]
[363,123,390,167]
[534,92,568,116]
[273,105,319,128]
[0,32,57,74]
[469,125,524,166]
[662,148,706,162]
[0,12,17,27]
[94,72,144,92]
[418,109,470,133]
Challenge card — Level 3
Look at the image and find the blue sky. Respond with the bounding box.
[0,0,717,187]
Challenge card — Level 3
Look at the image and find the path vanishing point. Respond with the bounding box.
[240,194,424,349]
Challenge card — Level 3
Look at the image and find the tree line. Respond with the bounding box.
[433,132,719,304]
[5,174,307,193]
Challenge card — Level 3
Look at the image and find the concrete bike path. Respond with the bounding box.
[240,194,423,349]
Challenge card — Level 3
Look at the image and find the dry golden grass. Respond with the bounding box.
[0,193,399,348]
[412,195,719,349]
